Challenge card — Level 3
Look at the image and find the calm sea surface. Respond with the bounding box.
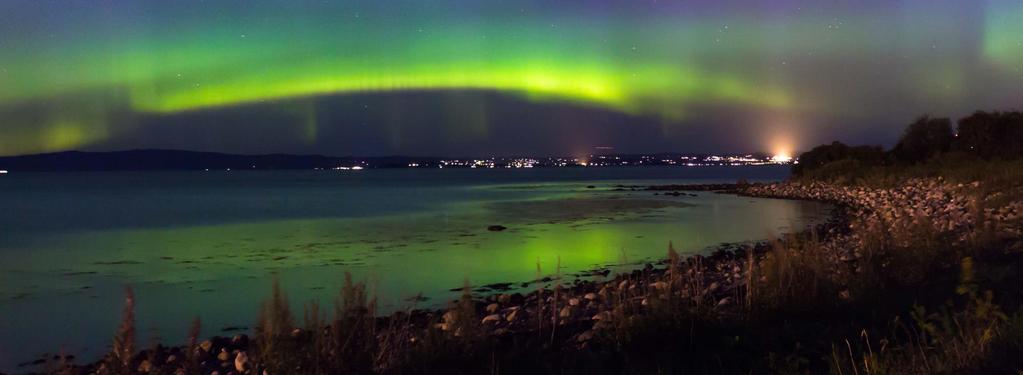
[0,166,831,371]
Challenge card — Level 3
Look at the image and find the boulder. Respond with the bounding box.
[486,303,499,314]
[506,308,521,322]
[497,294,512,304]
[559,306,573,318]
[137,359,153,373]
[234,351,249,373]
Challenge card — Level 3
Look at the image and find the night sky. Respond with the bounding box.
[1,0,1021,157]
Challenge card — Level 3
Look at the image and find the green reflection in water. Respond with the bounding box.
[0,188,828,369]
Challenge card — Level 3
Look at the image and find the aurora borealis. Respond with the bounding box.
[1,0,1022,156]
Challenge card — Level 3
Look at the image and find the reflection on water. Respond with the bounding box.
[0,167,829,370]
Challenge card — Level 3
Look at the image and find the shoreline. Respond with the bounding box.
[29,177,1021,374]
[29,182,847,374]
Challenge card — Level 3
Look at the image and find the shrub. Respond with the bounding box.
[793,142,886,177]
[891,116,953,164]
[102,287,136,375]
[955,111,1023,160]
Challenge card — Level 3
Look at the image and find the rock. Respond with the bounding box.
[583,292,597,301]
[707,282,719,292]
[559,306,572,318]
[137,359,153,373]
[486,303,499,314]
[568,298,580,306]
[199,340,213,353]
[715,297,731,308]
[217,349,231,361]
[497,294,512,304]
[234,351,249,373]
[482,314,501,324]
[506,308,521,322]
[487,225,508,232]
[577,330,595,342]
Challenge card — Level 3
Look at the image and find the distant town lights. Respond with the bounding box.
[771,153,793,163]
[332,165,365,170]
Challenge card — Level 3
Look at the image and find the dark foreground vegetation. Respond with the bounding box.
[29,111,1023,375]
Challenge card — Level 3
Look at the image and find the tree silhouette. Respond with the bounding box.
[793,141,885,176]
[955,111,1023,159]
[891,116,953,164]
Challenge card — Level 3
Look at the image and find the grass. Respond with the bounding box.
[105,287,135,375]
[797,155,1023,191]
[828,258,1015,374]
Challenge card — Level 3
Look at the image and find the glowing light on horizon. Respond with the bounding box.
[766,124,798,164]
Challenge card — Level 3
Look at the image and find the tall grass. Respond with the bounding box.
[183,317,202,374]
[797,157,1023,191]
[253,275,296,373]
[752,234,835,312]
[830,258,1013,374]
[535,257,544,338]
[101,286,136,375]
[551,256,561,344]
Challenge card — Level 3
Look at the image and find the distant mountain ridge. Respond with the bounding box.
[0,149,375,171]
[0,149,786,172]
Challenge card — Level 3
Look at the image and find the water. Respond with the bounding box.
[0,166,830,371]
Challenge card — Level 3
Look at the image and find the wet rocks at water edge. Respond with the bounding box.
[739,178,1020,261]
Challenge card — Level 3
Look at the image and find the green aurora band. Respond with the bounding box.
[0,0,1021,155]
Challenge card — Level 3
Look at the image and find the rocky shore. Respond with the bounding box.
[741,179,1022,253]
[42,178,1021,375]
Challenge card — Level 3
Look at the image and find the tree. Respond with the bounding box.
[890,116,953,164]
[793,141,885,176]
[955,111,1023,159]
